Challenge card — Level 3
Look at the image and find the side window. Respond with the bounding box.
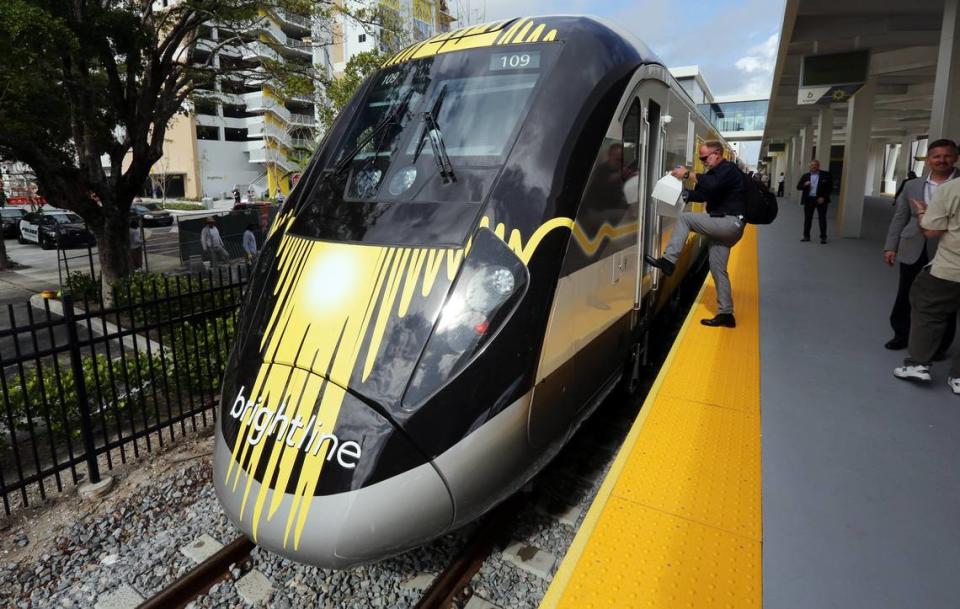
[665,92,690,175]
[571,99,644,262]
[622,100,642,217]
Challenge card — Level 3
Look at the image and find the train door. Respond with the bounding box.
[632,79,670,313]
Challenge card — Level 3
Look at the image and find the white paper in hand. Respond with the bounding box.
[651,174,684,217]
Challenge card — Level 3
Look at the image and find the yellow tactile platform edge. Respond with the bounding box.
[540,228,761,609]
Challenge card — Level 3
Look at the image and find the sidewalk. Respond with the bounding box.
[760,195,960,609]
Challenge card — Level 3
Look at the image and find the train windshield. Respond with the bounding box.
[343,47,556,197]
[291,45,558,246]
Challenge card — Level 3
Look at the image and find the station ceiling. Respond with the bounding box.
[763,0,947,148]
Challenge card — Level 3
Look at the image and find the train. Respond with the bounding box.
[214,15,733,569]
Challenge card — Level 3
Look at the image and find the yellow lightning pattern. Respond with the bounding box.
[225,212,636,548]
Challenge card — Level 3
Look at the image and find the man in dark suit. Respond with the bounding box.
[796,160,833,243]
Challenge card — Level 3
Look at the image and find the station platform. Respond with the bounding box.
[540,197,960,609]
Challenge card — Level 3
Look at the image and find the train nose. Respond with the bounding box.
[214,364,454,568]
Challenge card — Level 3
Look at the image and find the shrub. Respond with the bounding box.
[162,202,204,211]
[2,352,167,443]
[112,272,240,325]
[64,270,101,302]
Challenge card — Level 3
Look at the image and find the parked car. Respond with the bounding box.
[19,210,96,249]
[131,202,174,227]
[1,207,27,238]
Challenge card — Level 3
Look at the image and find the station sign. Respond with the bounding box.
[797,50,869,105]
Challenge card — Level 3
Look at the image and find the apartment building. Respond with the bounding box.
[188,8,318,200]
[331,0,455,72]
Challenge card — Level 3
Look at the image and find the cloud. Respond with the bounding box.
[728,32,779,97]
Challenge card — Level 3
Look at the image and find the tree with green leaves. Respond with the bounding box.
[0,0,369,291]
[318,50,388,130]
[317,2,418,131]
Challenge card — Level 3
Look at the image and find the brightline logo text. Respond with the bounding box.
[229,387,361,469]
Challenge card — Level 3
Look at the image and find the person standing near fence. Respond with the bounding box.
[201,217,230,265]
[129,218,143,271]
[243,224,258,263]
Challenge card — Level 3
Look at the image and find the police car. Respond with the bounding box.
[1,207,26,238]
[19,210,96,249]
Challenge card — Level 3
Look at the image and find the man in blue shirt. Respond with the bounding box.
[796,160,833,243]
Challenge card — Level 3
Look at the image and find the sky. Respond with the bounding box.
[447,0,786,100]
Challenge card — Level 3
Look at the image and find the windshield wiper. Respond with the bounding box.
[332,88,415,176]
[413,85,456,184]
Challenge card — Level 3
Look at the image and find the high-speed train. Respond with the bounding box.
[214,15,732,568]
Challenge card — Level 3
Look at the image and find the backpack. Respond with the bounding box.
[741,171,778,224]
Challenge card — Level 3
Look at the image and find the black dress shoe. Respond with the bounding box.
[801,237,810,242]
[644,255,675,276]
[884,337,908,350]
[701,313,736,328]
[820,237,827,244]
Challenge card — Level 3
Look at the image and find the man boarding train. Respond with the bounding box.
[646,140,746,328]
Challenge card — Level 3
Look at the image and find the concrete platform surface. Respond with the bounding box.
[760,196,960,609]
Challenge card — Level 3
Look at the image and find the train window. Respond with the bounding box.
[404,73,539,158]
[665,93,689,176]
[622,100,642,215]
[328,47,554,205]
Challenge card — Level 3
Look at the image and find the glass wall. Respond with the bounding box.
[698,99,768,133]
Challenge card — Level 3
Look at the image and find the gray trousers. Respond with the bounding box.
[908,268,960,376]
[204,245,231,264]
[663,212,745,315]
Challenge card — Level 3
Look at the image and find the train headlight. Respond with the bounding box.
[402,228,528,409]
[388,165,418,196]
[351,167,383,199]
[464,265,514,311]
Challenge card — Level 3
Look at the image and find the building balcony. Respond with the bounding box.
[274,9,311,32]
[247,122,294,150]
[290,113,316,126]
[235,41,279,63]
[281,39,313,58]
[291,137,315,150]
[243,91,293,123]
[246,143,298,172]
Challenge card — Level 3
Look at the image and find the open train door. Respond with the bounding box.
[631,73,669,319]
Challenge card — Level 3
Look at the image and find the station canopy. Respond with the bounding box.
[763,0,947,147]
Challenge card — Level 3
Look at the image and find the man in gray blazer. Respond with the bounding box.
[883,138,960,350]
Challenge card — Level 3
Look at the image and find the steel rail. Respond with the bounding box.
[414,494,523,609]
[136,535,255,609]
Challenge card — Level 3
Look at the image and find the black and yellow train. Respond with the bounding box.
[214,15,730,568]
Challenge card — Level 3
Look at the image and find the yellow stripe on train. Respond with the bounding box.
[383,17,561,67]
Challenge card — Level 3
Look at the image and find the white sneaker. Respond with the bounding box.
[893,363,932,382]
[948,377,960,395]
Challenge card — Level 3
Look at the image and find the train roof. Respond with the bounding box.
[383,15,663,70]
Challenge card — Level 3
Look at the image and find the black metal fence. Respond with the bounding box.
[0,267,247,515]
